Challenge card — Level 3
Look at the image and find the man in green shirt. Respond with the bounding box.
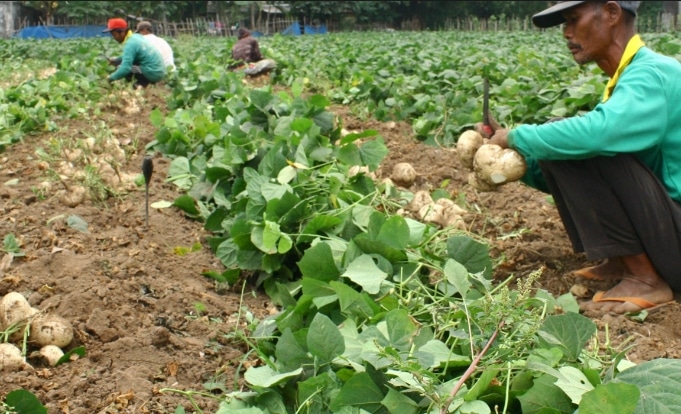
[485,1,679,314]
[103,18,165,88]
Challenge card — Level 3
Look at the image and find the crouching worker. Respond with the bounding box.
[484,1,680,314]
[103,18,165,88]
[229,27,276,76]
[230,28,262,70]
[136,21,176,71]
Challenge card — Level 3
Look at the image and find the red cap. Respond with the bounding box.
[103,18,128,32]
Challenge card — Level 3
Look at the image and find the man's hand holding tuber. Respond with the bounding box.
[473,122,492,138]
[488,129,510,149]
[474,112,503,138]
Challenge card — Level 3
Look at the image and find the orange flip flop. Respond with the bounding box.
[573,266,606,280]
[591,291,672,313]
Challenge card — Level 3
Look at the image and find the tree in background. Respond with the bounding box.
[50,1,111,22]
[287,1,555,30]
[288,1,401,26]
[114,1,194,22]
[637,1,664,31]
[21,1,196,25]
[288,1,666,31]
[18,1,671,31]
[408,1,547,23]
[21,1,58,24]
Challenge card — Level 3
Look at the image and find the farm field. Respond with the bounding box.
[1,31,681,413]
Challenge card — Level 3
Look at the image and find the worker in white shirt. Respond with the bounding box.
[136,21,175,71]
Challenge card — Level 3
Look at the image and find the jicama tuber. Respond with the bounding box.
[456,130,484,170]
[409,196,469,229]
[0,292,37,333]
[29,314,74,348]
[0,343,26,371]
[406,190,434,212]
[58,185,87,208]
[391,162,417,188]
[418,203,445,224]
[39,345,65,367]
[472,144,527,191]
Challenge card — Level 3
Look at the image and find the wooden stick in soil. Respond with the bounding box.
[141,156,154,229]
[440,321,504,414]
[483,77,490,127]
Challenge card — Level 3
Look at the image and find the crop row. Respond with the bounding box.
[3,30,681,413]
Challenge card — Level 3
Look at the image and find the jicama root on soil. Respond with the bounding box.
[0,291,75,371]
[456,130,526,192]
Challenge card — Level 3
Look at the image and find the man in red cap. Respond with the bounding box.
[103,18,165,88]
[483,1,681,314]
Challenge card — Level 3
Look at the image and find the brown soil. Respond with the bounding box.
[1,85,680,413]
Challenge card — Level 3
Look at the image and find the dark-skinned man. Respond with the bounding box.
[482,1,680,314]
[102,18,165,88]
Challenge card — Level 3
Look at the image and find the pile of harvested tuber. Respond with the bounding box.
[401,190,467,229]
[387,163,468,229]
[345,161,469,230]
[36,133,140,208]
[456,129,527,192]
[0,291,74,371]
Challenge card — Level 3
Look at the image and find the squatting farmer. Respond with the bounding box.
[482,1,681,314]
[229,27,263,70]
[103,18,165,88]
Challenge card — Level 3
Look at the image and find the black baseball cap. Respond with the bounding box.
[532,1,641,28]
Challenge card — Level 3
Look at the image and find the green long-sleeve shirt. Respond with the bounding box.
[109,33,165,83]
[509,47,681,202]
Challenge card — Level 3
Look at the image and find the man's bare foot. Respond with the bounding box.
[580,277,674,313]
[580,254,674,313]
[573,257,625,281]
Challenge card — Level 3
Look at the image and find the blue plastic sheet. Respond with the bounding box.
[281,22,301,36]
[304,25,327,34]
[14,25,108,39]
[281,22,327,36]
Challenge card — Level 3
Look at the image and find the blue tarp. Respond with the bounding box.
[281,22,301,36]
[281,22,328,36]
[304,25,327,34]
[14,25,107,39]
[14,23,327,39]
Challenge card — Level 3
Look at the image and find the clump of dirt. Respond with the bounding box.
[0,86,679,413]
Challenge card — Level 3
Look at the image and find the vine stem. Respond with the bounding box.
[440,321,505,414]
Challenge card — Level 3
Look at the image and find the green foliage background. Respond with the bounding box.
[20,1,665,31]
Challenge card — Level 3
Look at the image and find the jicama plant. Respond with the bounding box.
[150,71,681,413]
[4,31,681,414]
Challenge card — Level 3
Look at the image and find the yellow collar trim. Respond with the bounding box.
[602,34,645,103]
[123,30,133,44]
